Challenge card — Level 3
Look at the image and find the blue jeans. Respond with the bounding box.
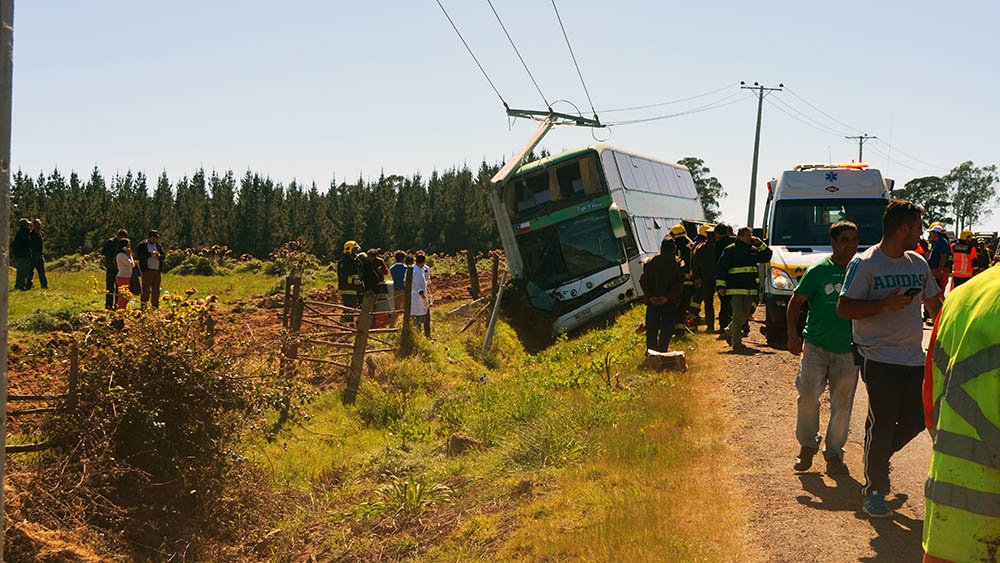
[645,303,678,352]
[796,341,859,459]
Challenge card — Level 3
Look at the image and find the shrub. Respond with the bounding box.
[38,297,287,554]
[356,476,453,518]
[47,252,102,272]
[12,309,88,332]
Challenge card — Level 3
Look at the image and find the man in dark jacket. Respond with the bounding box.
[669,224,696,332]
[29,219,48,289]
[102,229,129,309]
[713,223,737,333]
[692,226,717,332]
[338,240,365,323]
[639,237,685,352]
[136,230,166,309]
[11,218,33,290]
[717,226,772,351]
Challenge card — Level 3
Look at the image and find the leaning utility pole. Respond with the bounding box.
[845,134,876,163]
[741,81,782,227]
[0,1,13,560]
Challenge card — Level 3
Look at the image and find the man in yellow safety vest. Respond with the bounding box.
[922,265,1000,562]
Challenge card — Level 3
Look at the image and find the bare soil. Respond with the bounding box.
[713,306,931,563]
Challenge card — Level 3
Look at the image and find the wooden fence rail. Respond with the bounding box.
[5,341,80,454]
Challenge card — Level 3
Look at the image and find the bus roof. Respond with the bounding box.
[510,144,689,181]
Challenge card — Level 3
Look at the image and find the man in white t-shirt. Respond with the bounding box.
[136,230,166,309]
[837,200,943,518]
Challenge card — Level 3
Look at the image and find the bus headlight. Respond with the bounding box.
[770,268,796,290]
[602,274,631,290]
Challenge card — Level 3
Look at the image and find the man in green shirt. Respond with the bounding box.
[787,221,860,475]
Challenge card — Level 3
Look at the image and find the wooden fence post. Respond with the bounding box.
[398,265,414,356]
[466,250,480,300]
[344,292,376,404]
[490,253,500,301]
[68,340,79,409]
[282,275,292,329]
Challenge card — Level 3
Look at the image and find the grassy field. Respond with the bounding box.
[5,264,751,561]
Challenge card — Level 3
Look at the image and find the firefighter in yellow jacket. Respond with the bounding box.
[922,265,1000,562]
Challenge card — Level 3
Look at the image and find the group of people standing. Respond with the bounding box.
[337,241,432,330]
[100,228,166,310]
[639,222,772,354]
[920,224,996,292]
[11,217,47,290]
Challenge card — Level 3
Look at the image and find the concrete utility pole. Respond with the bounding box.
[741,81,782,228]
[846,134,877,163]
[0,1,13,560]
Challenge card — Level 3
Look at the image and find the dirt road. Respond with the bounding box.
[714,307,932,563]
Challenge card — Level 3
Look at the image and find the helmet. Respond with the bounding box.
[698,224,712,237]
[670,224,687,237]
[928,221,945,230]
[343,240,359,254]
[960,229,973,241]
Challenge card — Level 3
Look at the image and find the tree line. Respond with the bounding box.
[894,161,999,232]
[11,154,730,261]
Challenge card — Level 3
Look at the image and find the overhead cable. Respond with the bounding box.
[783,86,865,135]
[605,91,750,126]
[551,0,598,120]
[434,0,508,107]
[872,139,948,170]
[598,83,738,113]
[486,0,550,109]
[763,97,850,138]
[768,96,848,137]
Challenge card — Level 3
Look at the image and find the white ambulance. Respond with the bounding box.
[759,163,893,346]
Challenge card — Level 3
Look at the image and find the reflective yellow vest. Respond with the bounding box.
[923,266,1000,563]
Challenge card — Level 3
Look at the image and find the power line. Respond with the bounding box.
[872,139,948,170]
[783,86,864,135]
[603,91,750,126]
[769,95,848,137]
[764,97,846,138]
[434,0,508,107]
[550,0,598,121]
[486,0,550,109]
[597,82,738,113]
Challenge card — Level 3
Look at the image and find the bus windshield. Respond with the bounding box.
[771,198,888,246]
[517,211,624,289]
[507,153,606,220]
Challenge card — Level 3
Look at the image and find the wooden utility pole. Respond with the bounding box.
[0,2,14,559]
[845,134,876,163]
[741,81,782,227]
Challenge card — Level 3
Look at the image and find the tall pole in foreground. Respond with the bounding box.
[0,2,14,560]
[741,81,782,227]
[846,134,876,163]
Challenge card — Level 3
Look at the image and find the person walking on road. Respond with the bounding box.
[837,200,943,519]
[29,219,48,289]
[337,240,364,323]
[136,230,166,309]
[692,225,717,332]
[102,229,129,309]
[926,225,951,293]
[787,221,860,475]
[921,265,999,563]
[11,218,33,290]
[639,237,685,352]
[716,227,772,352]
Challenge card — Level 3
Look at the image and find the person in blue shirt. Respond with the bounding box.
[926,226,951,292]
[389,251,408,325]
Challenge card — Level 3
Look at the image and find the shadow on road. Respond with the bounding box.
[796,474,924,561]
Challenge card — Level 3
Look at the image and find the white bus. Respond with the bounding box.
[759,163,892,345]
[489,144,706,333]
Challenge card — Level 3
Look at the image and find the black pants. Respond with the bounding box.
[32,256,47,289]
[645,303,678,352]
[718,293,732,332]
[105,267,118,310]
[342,293,360,324]
[860,358,925,496]
[699,281,716,331]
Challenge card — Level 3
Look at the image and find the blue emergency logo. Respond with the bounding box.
[825,171,838,182]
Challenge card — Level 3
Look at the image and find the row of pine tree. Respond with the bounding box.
[10,162,502,261]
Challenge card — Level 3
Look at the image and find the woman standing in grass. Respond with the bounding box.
[115,239,136,310]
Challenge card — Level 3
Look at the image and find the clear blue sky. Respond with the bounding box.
[11,1,1000,231]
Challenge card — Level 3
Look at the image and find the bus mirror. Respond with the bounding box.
[608,203,627,239]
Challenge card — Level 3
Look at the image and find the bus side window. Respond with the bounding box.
[621,211,639,258]
[580,156,604,196]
